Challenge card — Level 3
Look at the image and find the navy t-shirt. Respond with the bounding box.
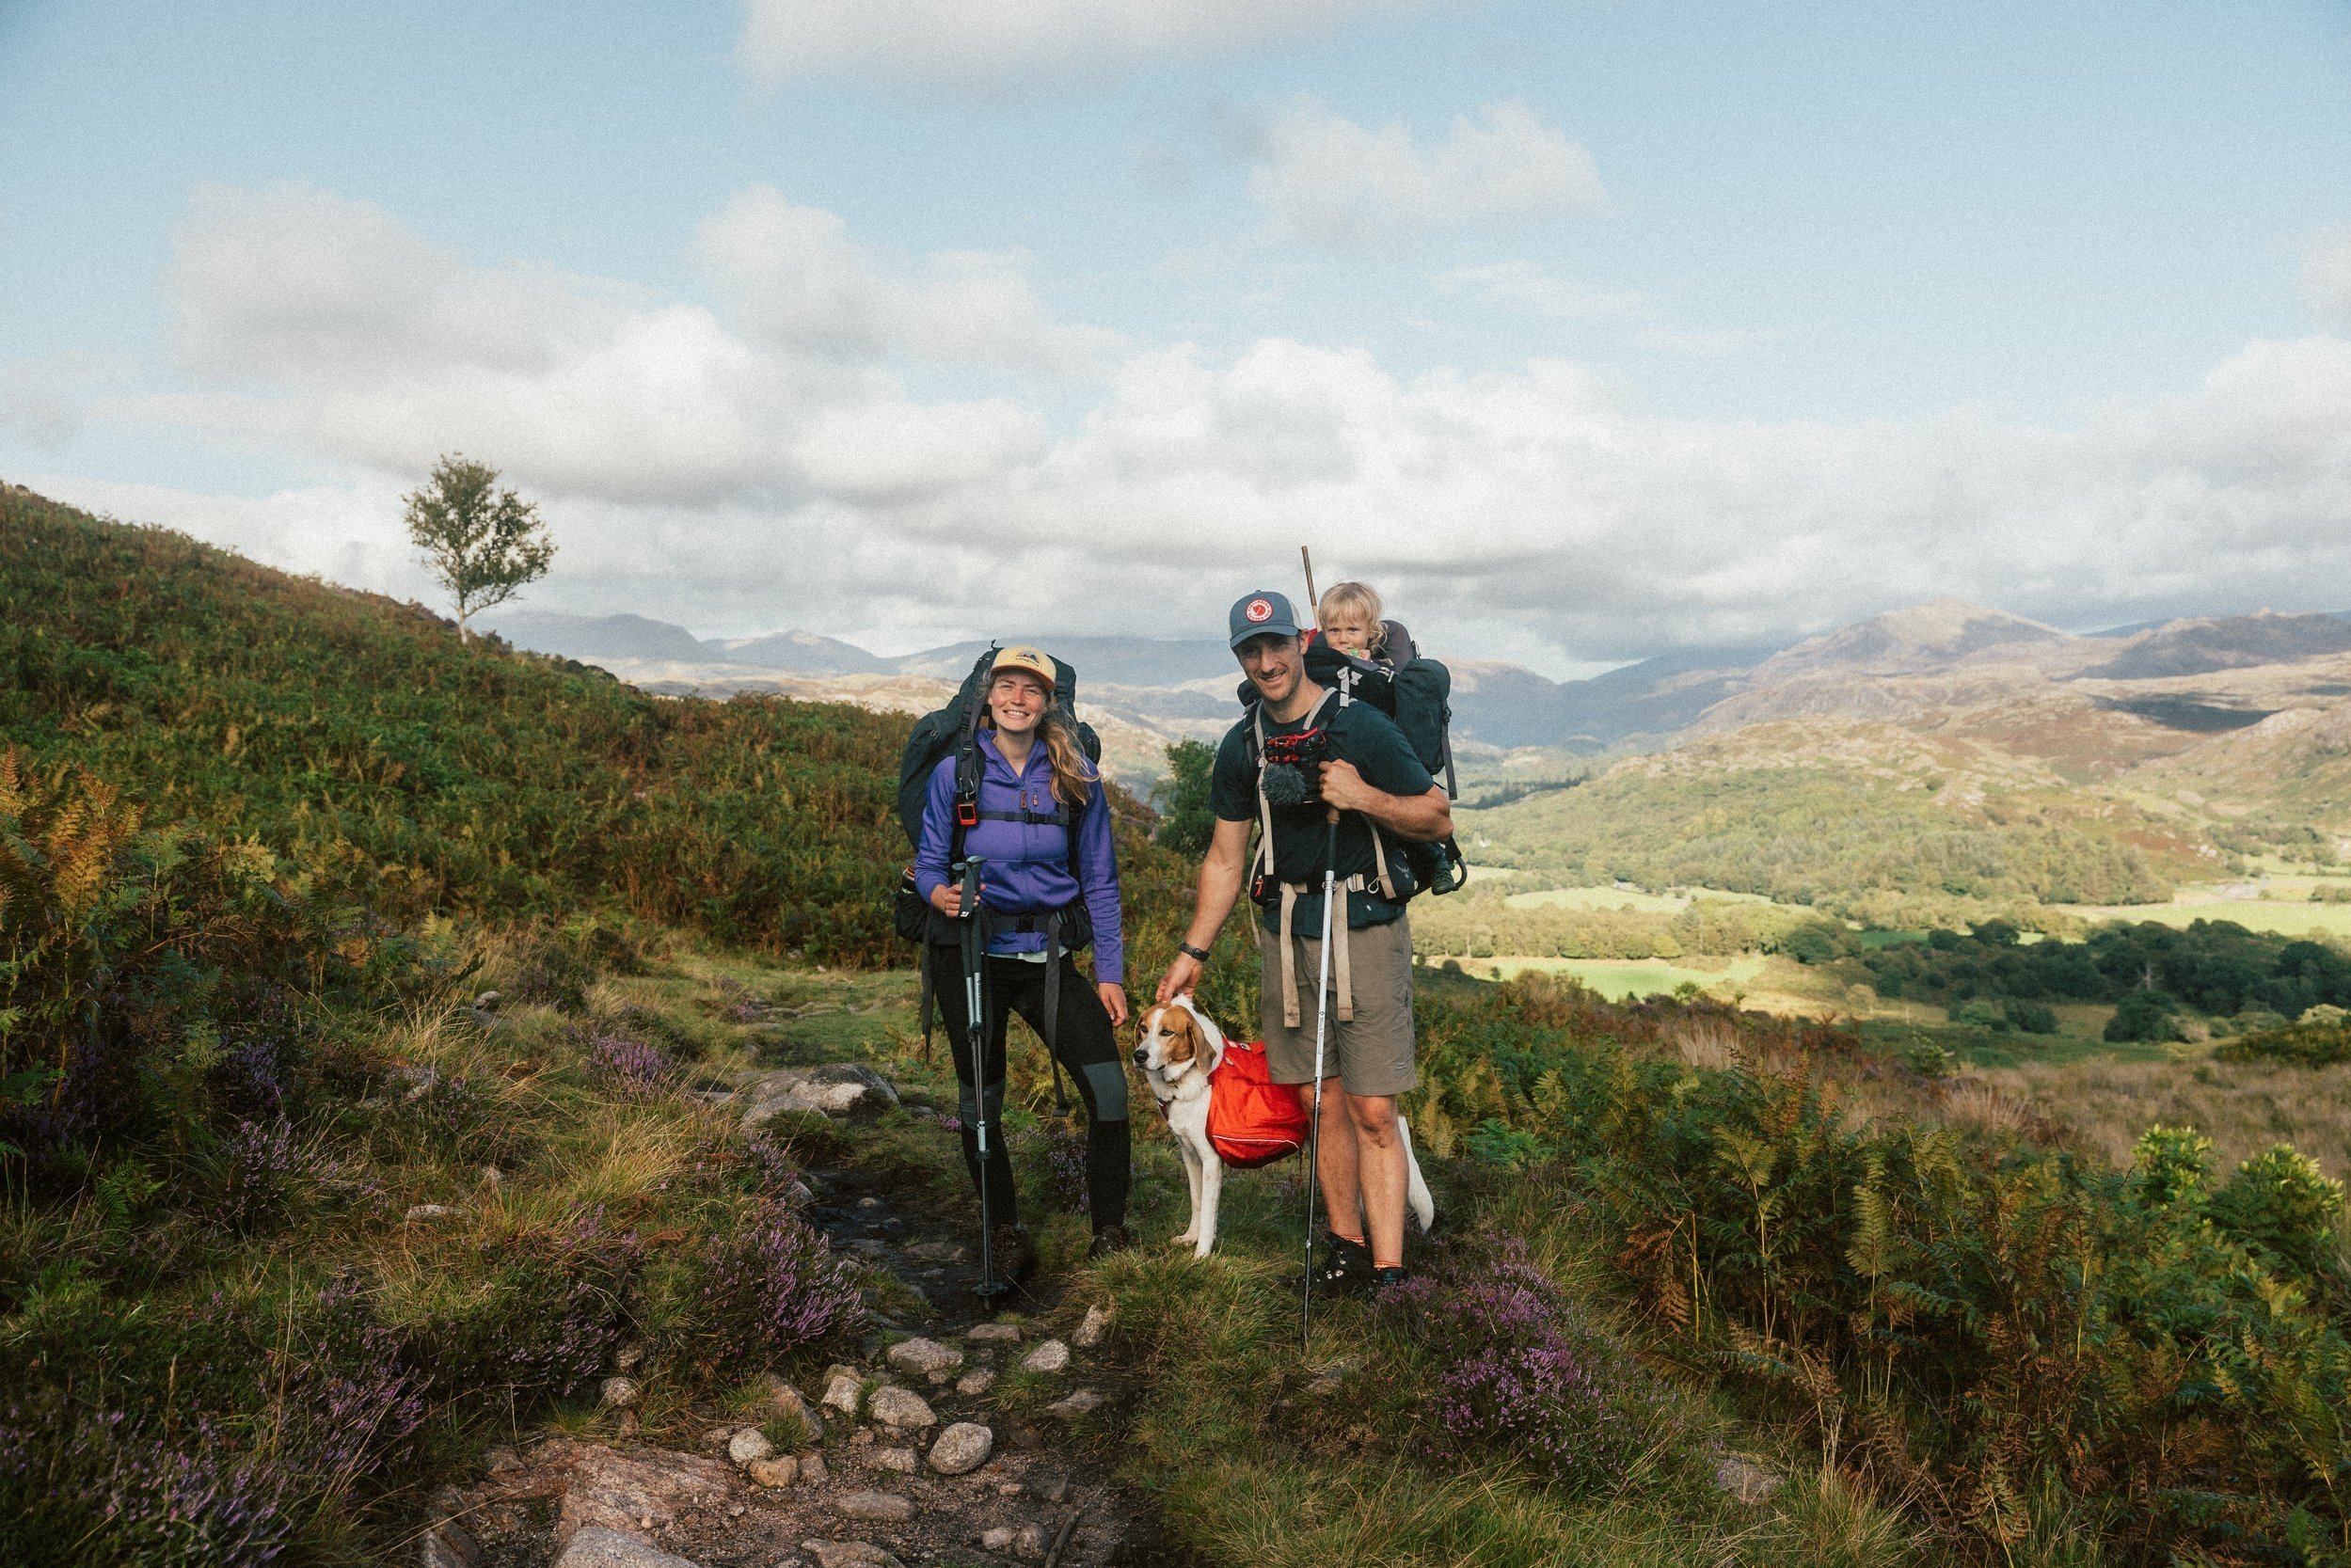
[1210,692,1435,931]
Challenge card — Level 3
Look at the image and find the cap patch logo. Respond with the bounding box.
[1245,598,1273,624]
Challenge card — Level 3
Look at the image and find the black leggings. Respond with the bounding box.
[933,952,1130,1232]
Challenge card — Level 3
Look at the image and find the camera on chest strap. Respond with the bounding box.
[1259,725,1329,808]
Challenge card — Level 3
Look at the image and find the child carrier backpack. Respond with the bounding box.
[1236,620,1469,900]
[1205,1038,1311,1169]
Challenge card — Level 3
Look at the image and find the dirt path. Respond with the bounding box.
[432,1127,1204,1568]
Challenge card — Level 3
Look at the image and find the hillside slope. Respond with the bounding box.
[0,483,916,961]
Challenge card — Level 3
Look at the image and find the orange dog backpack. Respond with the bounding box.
[1206,1038,1311,1169]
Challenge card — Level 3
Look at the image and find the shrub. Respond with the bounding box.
[2131,1124,2215,1209]
[1386,1234,1660,1495]
[2003,998,2059,1034]
[1953,999,2008,1032]
[2104,987,2181,1042]
[2217,1016,2351,1067]
[586,1030,670,1099]
[411,1208,643,1405]
[695,1202,864,1370]
[1151,740,1217,857]
[0,1401,294,1568]
[0,752,419,1183]
[2205,1146,2347,1286]
[210,1116,310,1235]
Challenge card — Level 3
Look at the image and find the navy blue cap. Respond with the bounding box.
[1228,589,1303,649]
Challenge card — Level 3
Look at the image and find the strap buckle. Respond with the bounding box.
[955,796,978,829]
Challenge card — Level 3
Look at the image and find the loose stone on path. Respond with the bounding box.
[1020,1339,1070,1374]
[834,1490,916,1523]
[883,1337,962,1379]
[927,1422,993,1475]
[867,1386,936,1430]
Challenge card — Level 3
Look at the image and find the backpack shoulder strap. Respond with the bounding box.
[948,646,998,862]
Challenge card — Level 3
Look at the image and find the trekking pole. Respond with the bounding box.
[1300,804,1342,1352]
[959,857,996,1295]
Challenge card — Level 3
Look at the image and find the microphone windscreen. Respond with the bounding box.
[1262,764,1308,806]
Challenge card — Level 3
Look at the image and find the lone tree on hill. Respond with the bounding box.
[403,453,555,643]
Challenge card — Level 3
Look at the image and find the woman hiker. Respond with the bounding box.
[913,645,1134,1292]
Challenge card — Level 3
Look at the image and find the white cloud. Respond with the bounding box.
[695,186,1118,373]
[2300,225,2351,325]
[739,0,1422,87]
[103,182,2351,669]
[1248,99,1603,248]
[153,182,1056,508]
[1436,260,1642,320]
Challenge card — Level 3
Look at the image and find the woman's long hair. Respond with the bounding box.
[984,690,1099,811]
[1037,710,1099,811]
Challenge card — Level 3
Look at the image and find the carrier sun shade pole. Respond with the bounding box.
[1301,546,1319,626]
[959,856,998,1297]
[1301,804,1341,1352]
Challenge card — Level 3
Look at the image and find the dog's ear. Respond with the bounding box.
[1161,1006,1199,1066]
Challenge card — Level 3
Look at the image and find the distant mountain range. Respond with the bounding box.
[483,600,2351,784]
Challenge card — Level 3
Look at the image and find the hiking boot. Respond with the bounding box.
[1367,1265,1411,1300]
[972,1224,1034,1300]
[1086,1224,1135,1260]
[1283,1232,1373,1299]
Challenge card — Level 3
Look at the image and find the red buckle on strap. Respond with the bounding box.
[956,799,978,828]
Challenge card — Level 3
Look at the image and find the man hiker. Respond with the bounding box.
[1155,590,1452,1296]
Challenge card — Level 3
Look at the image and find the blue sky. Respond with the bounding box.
[4,0,2349,673]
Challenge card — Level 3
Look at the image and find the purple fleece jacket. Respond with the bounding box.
[913,732,1125,985]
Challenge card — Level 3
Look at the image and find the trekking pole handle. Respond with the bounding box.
[958,856,985,917]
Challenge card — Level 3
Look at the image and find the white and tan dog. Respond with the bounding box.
[1132,996,1435,1259]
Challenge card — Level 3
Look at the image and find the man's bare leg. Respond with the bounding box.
[1312,1079,1361,1240]
[1346,1092,1408,1267]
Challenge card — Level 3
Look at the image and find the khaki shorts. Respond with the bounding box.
[1259,913,1417,1098]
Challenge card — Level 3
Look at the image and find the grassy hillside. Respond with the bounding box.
[1464,727,2188,929]
[8,484,2349,1568]
[1,483,914,962]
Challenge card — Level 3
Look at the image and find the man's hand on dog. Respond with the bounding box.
[1156,951,1202,1005]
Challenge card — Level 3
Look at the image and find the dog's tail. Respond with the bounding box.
[1397,1116,1437,1234]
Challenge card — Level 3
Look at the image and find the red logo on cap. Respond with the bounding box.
[1245,598,1273,624]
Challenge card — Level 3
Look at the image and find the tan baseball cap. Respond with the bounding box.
[989,644,1057,687]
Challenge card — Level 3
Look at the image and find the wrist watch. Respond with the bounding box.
[1177,942,1212,962]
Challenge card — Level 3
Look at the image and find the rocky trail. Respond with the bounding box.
[417,1058,1203,1568]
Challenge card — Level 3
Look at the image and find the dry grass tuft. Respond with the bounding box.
[1982,1053,2351,1178]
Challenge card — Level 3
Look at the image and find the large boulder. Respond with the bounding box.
[553,1445,736,1544]
[740,1065,899,1127]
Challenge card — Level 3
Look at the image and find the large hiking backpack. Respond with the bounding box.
[1237,620,1469,899]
